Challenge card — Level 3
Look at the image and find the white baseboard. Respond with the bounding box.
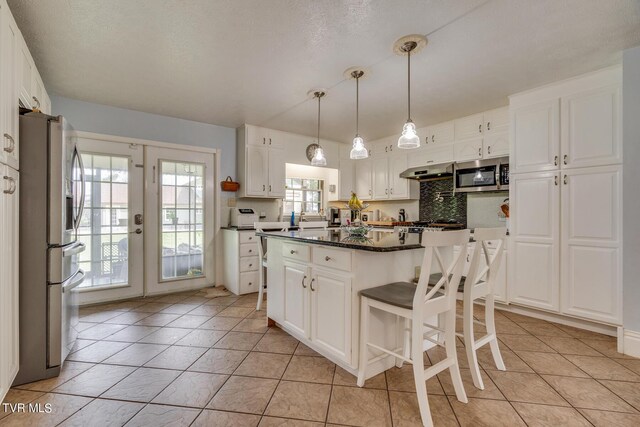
[622,329,640,358]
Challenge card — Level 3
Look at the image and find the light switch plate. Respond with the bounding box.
[227,198,237,207]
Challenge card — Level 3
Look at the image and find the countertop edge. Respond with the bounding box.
[255,231,424,252]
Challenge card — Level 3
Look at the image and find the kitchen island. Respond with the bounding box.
[257,228,429,378]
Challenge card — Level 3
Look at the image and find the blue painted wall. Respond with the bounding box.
[51,96,237,188]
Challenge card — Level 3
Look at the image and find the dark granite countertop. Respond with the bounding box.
[255,229,424,252]
[221,225,341,231]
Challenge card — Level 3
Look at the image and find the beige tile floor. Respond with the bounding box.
[2,290,640,426]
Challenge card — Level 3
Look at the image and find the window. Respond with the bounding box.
[284,178,323,214]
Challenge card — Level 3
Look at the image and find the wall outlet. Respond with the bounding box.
[227,198,237,207]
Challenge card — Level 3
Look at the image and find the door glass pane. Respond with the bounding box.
[78,153,130,288]
[160,160,205,280]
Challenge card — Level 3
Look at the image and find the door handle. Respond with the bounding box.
[302,275,307,288]
[130,228,142,234]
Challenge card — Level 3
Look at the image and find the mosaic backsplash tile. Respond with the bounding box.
[419,179,467,225]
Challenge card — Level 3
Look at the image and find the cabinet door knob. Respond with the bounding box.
[248,249,252,253]
[248,282,253,286]
[302,275,307,288]
[248,236,253,240]
[325,256,332,261]
[249,264,252,267]
[290,249,296,254]
[563,155,567,165]
[310,278,316,291]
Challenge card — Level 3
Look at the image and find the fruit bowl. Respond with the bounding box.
[340,224,373,236]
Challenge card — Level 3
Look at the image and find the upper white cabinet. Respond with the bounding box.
[1,3,19,169]
[407,144,454,168]
[510,99,560,174]
[454,137,483,162]
[483,130,509,159]
[18,35,33,110]
[484,107,509,133]
[454,113,484,140]
[423,121,454,146]
[372,156,389,199]
[560,166,622,324]
[388,152,410,199]
[236,125,286,198]
[355,158,373,200]
[561,85,621,169]
[338,158,355,200]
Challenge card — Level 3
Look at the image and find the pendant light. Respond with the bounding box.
[394,35,427,149]
[347,69,368,159]
[310,91,327,166]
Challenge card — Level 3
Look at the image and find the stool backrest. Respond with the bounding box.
[414,229,470,311]
[466,227,507,294]
[298,221,328,230]
[254,222,290,260]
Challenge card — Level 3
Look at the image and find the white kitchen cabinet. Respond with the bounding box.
[483,130,509,159]
[268,148,286,197]
[424,121,454,146]
[283,261,310,338]
[510,99,560,174]
[509,171,560,312]
[1,5,18,170]
[247,125,284,148]
[560,166,622,324]
[372,156,389,199]
[31,70,45,112]
[0,164,19,401]
[453,137,483,162]
[407,144,454,168]
[310,268,351,362]
[236,125,286,198]
[484,107,509,133]
[355,158,372,200]
[561,85,621,169]
[339,158,355,200]
[455,113,484,140]
[388,152,410,199]
[17,34,33,109]
[222,229,261,295]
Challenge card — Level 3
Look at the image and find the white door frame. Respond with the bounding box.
[75,137,145,305]
[73,131,222,301]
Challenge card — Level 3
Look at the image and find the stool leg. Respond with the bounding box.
[485,294,506,371]
[256,266,265,311]
[356,297,370,387]
[395,316,404,368]
[411,315,434,427]
[446,308,468,403]
[464,301,484,390]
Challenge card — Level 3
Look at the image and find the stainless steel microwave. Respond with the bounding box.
[454,157,509,193]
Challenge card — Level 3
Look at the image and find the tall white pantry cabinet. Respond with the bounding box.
[0,0,52,401]
[509,66,622,325]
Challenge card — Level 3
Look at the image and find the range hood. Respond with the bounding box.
[399,163,454,181]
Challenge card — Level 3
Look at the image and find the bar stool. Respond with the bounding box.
[254,222,289,311]
[298,221,328,230]
[357,229,470,427]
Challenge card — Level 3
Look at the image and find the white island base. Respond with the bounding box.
[263,231,437,381]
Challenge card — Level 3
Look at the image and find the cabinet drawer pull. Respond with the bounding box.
[248,249,253,253]
[248,236,253,240]
[554,156,558,166]
[302,275,307,288]
[310,278,316,291]
[324,256,332,261]
[431,135,435,143]
[3,134,15,153]
[3,176,16,194]
[290,249,297,254]
[478,148,482,156]
[248,282,253,286]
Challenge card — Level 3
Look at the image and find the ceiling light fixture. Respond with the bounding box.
[393,34,427,149]
[346,68,368,160]
[310,90,327,167]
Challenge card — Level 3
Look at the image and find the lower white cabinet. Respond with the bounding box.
[1,164,19,401]
[283,261,309,337]
[222,229,261,295]
[509,171,561,312]
[560,166,622,324]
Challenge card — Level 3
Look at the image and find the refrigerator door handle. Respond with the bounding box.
[62,241,86,258]
[63,269,85,292]
[72,147,86,230]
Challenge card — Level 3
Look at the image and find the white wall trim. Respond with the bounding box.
[72,130,220,155]
[622,329,640,358]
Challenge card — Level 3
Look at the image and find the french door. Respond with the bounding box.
[145,146,215,295]
[75,138,144,304]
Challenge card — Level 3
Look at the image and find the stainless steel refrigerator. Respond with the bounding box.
[13,112,86,385]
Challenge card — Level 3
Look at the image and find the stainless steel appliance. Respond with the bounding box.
[328,207,341,225]
[229,208,258,229]
[454,157,509,193]
[14,112,86,386]
[399,162,454,181]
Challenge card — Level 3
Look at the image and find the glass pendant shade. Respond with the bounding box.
[311,145,327,166]
[350,135,368,159]
[397,121,420,149]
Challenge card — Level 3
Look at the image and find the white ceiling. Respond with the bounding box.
[8,0,640,142]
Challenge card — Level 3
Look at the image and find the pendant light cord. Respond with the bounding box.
[407,49,411,122]
[317,93,321,144]
[356,76,359,136]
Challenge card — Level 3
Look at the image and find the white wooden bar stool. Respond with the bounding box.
[429,227,507,390]
[357,229,470,427]
[297,221,328,230]
[254,221,289,310]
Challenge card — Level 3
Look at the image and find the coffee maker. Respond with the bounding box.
[329,207,341,225]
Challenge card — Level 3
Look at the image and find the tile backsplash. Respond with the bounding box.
[419,179,467,224]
